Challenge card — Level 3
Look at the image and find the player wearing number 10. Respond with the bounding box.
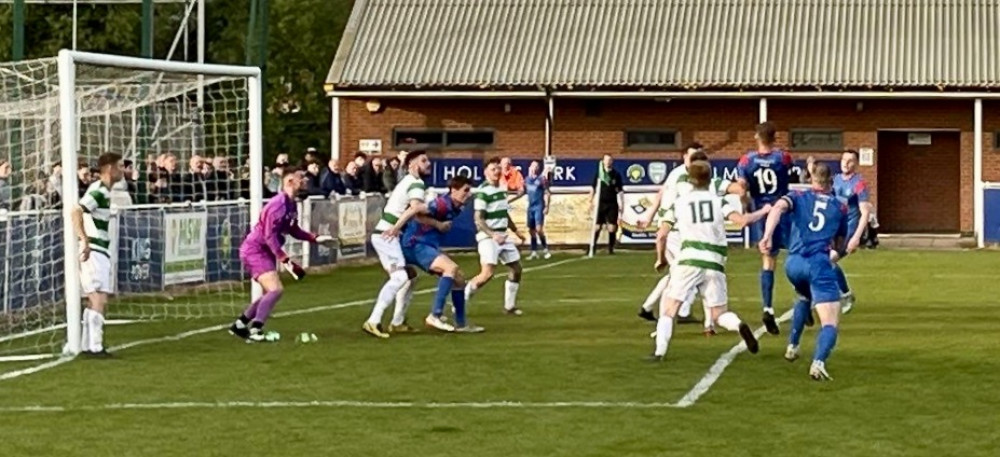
[737,121,794,336]
[760,162,848,381]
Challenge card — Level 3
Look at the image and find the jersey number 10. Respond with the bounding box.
[689,200,715,223]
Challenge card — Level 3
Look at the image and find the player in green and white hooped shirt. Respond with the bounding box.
[637,145,744,333]
[365,150,446,337]
[465,157,528,315]
[71,152,124,357]
[650,161,771,361]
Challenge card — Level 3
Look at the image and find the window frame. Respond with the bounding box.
[623,129,682,151]
[994,131,1000,150]
[789,128,845,152]
[392,128,496,151]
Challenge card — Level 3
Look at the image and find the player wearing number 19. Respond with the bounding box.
[229,168,334,342]
[760,162,848,381]
[71,152,125,357]
[737,121,794,336]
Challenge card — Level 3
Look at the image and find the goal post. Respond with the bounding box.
[0,50,263,359]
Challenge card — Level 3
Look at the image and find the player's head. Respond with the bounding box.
[688,149,708,165]
[281,166,306,194]
[353,151,368,167]
[683,142,705,166]
[528,160,540,175]
[448,175,473,205]
[403,149,430,177]
[754,122,777,147]
[97,152,124,183]
[841,149,859,175]
[602,153,613,170]
[484,157,501,183]
[811,161,834,190]
[687,160,712,189]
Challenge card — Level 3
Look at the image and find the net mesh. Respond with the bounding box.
[0,56,255,357]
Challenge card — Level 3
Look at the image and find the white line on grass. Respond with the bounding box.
[0,258,584,382]
[675,309,794,408]
[0,399,681,413]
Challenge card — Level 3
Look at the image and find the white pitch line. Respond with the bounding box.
[675,309,794,408]
[0,399,680,413]
[0,258,583,382]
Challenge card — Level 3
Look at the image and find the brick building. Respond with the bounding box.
[325,0,1000,244]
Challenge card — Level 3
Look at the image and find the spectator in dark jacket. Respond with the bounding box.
[320,159,346,196]
[342,162,361,195]
[362,157,387,193]
[305,162,326,196]
[383,157,400,192]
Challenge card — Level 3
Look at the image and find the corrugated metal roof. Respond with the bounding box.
[327,0,1000,90]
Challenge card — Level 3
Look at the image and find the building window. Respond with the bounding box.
[625,130,680,150]
[790,129,844,151]
[994,131,1000,150]
[393,129,494,150]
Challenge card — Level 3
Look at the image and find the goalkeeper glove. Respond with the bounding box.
[314,235,336,248]
[281,258,306,280]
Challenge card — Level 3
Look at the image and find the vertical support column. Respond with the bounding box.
[12,0,25,60]
[58,51,82,356]
[545,96,554,158]
[197,0,205,108]
[974,99,984,248]
[759,97,768,123]
[330,97,341,162]
[245,0,258,66]
[248,73,264,303]
[142,0,154,58]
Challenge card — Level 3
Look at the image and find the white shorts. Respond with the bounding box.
[81,252,113,295]
[477,237,521,266]
[371,234,405,272]
[665,265,728,308]
[664,231,682,266]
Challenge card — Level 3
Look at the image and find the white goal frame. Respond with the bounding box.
[57,50,263,356]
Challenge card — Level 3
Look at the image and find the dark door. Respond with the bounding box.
[876,131,961,233]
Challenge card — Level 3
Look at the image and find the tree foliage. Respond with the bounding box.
[0,0,354,163]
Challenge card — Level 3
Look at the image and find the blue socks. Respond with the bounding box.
[834,264,850,294]
[789,299,811,346]
[432,276,454,317]
[760,269,775,310]
[452,289,467,327]
[814,325,839,362]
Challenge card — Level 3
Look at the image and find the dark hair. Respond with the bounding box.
[685,141,705,151]
[281,166,302,179]
[97,153,121,169]
[388,157,400,166]
[448,175,472,189]
[689,150,709,162]
[812,162,833,188]
[403,150,426,169]
[77,160,90,170]
[844,148,860,160]
[484,157,501,167]
[354,151,368,161]
[755,122,777,144]
[688,160,712,188]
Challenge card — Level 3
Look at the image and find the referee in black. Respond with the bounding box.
[590,153,624,255]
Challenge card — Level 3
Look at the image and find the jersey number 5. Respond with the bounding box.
[809,200,828,231]
[753,168,778,195]
[689,201,715,223]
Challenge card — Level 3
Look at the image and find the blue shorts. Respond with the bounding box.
[835,217,861,259]
[784,254,841,305]
[749,209,790,256]
[527,206,545,229]
[402,242,442,273]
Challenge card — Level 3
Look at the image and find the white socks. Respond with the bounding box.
[464,282,478,302]
[83,308,105,352]
[642,275,671,312]
[504,280,520,311]
[369,272,408,325]
[391,277,416,326]
[654,316,674,356]
[80,313,91,353]
[716,311,742,332]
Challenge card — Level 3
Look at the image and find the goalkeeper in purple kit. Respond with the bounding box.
[229,167,333,342]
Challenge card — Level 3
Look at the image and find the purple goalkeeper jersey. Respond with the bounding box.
[241,193,312,260]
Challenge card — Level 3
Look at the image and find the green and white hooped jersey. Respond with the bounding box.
[660,190,737,272]
[79,181,113,257]
[657,165,731,229]
[375,174,426,233]
[473,181,509,242]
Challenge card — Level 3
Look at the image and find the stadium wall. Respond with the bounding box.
[338,97,1000,234]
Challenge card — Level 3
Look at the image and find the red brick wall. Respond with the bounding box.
[339,97,987,233]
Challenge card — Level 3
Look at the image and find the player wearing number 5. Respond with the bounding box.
[737,122,793,336]
[759,163,848,381]
[71,153,124,357]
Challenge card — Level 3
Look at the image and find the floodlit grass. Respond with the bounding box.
[0,249,998,456]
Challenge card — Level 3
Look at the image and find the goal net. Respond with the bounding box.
[0,51,262,360]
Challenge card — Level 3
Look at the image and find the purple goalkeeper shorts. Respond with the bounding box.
[240,243,277,280]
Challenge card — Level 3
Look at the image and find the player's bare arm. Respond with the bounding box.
[507,215,524,243]
[728,204,772,229]
[759,198,790,254]
[848,202,873,252]
[725,181,746,197]
[383,200,429,237]
[543,187,551,215]
[71,204,90,261]
[508,187,526,203]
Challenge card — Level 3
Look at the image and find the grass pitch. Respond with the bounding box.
[0,249,998,456]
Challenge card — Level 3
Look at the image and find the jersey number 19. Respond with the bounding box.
[753,168,778,195]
